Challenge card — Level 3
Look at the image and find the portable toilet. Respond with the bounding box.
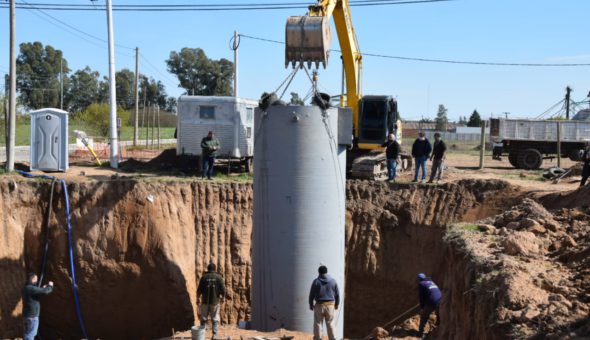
[30,108,69,172]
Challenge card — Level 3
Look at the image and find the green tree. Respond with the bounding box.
[139,76,167,109]
[115,69,136,110]
[16,42,69,109]
[467,110,482,127]
[435,104,448,131]
[458,116,468,125]
[290,92,304,105]
[65,66,101,112]
[165,97,177,113]
[76,103,129,136]
[166,47,233,96]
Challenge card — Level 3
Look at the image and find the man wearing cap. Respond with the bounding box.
[22,273,54,340]
[197,263,226,337]
[428,133,447,183]
[309,265,340,340]
[201,131,221,180]
[382,133,401,182]
[412,132,432,183]
[417,273,441,337]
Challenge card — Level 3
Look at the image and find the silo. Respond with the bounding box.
[252,104,350,339]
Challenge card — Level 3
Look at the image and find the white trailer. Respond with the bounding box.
[176,96,258,172]
[490,118,590,169]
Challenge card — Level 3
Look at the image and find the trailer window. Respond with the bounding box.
[200,106,215,119]
[246,107,254,123]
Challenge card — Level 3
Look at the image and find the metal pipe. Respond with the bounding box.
[106,0,118,168]
[7,0,16,171]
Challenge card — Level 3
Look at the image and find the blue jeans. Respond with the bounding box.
[414,156,428,181]
[23,317,39,340]
[202,155,215,179]
[387,158,397,181]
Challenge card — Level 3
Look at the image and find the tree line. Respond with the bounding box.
[12,42,236,114]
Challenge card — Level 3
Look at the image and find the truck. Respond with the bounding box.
[176,96,258,172]
[490,118,590,170]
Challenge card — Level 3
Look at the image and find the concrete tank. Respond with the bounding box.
[252,104,349,338]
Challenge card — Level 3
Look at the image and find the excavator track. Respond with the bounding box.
[350,151,413,180]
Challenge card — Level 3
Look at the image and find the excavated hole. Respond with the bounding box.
[0,178,524,339]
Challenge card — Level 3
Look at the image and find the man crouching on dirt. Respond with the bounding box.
[197,263,226,337]
[417,273,441,337]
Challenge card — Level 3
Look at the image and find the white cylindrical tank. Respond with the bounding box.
[252,104,347,338]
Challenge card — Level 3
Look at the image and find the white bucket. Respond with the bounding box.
[191,325,206,340]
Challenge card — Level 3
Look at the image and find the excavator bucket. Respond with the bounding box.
[285,16,332,69]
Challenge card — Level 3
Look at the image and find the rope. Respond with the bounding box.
[16,171,89,339]
[362,303,421,339]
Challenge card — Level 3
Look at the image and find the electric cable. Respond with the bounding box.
[238,34,590,67]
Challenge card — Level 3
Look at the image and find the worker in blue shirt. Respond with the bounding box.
[417,273,441,336]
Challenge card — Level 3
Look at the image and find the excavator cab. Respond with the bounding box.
[357,96,398,148]
[285,15,332,68]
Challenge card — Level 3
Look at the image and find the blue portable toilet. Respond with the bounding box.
[30,108,69,172]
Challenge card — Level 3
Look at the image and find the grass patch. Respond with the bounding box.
[0,123,175,146]
[460,223,480,232]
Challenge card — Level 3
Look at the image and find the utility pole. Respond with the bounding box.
[479,121,486,169]
[565,86,572,120]
[232,30,239,97]
[4,74,8,148]
[503,112,510,119]
[105,0,118,168]
[141,85,146,144]
[151,103,155,148]
[60,57,64,110]
[7,0,16,171]
[145,103,150,148]
[133,47,139,146]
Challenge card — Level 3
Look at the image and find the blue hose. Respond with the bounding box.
[17,171,89,339]
[61,179,89,339]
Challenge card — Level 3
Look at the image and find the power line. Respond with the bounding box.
[238,33,590,67]
[139,55,178,89]
[1,0,452,11]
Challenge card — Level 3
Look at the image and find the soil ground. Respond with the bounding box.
[4,147,583,194]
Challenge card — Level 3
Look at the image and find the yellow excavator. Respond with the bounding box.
[285,0,412,179]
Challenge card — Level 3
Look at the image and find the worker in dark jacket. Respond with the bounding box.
[417,273,441,337]
[382,133,401,182]
[309,265,340,340]
[428,133,447,183]
[22,273,53,340]
[197,263,226,336]
[201,131,221,180]
[412,132,432,183]
[581,145,590,187]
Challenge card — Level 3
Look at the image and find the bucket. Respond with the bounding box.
[191,325,205,340]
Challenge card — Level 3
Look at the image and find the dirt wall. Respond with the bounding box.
[0,178,520,339]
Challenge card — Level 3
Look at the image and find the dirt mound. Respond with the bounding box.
[442,200,590,338]
[541,183,590,209]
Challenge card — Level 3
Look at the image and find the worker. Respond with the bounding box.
[309,265,340,340]
[412,132,432,183]
[417,273,441,337]
[22,273,54,340]
[201,131,220,180]
[428,133,447,183]
[580,144,590,187]
[382,133,401,182]
[197,263,226,337]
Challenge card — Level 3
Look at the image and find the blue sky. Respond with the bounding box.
[1,0,589,121]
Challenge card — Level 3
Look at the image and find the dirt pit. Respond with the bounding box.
[0,176,587,339]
